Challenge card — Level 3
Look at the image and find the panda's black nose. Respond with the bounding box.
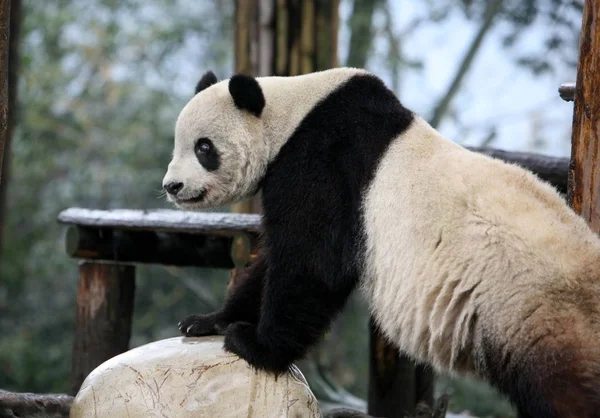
[164,182,184,195]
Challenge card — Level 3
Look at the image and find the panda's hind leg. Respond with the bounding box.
[178,247,267,337]
[481,310,600,418]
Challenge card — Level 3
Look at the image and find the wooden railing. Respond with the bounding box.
[58,209,261,395]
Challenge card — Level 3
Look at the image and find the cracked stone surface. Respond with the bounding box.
[70,336,321,418]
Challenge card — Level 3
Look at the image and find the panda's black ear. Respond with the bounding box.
[228,74,265,117]
[195,71,218,94]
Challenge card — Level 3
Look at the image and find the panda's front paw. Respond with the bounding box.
[178,312,224,337]
[224,322,291,375]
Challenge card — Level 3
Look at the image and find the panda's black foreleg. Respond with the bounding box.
[178,248,267,337]
[222,263,355,375]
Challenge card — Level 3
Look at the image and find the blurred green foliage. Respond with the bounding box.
[0,0,234,393]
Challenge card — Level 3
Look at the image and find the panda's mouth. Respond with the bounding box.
[176,189,207,204]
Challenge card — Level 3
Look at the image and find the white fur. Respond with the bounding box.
[361,116,600,377]
[163,68,367,210]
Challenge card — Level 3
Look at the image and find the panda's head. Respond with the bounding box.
[162,71,267,210]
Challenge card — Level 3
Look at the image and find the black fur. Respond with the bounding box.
[195,71,218,94]
[179,248,266,336]
[479,330,600,417]
[479,334,558,418]
[180,73,413,374]
[195,138,220,171]
[228,74,266,117]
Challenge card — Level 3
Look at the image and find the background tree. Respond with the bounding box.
[0,0,10,183]
[0,0,19,261]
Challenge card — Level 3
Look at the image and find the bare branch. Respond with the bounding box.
[429,0,504,128]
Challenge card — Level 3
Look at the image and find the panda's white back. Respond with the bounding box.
[361,115,600,377]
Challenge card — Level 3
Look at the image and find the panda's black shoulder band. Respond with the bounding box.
[228,74,266,117]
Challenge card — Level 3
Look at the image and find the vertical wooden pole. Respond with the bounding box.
[368,322,433,417]
[568,0,600,231]
[230,0,270,284]
[232,0,268,216]
[0,0,19,263]
[230,0,339,268]
[70,262,135,395]
[358,0,432,412]
[0,0,9,183]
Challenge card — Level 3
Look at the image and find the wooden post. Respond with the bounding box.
[368,322,433,417]
[0,0,9,183]
[0,0,18,260]
[230,0,339,264]
[568,0,600,231]
[70,262,135,395]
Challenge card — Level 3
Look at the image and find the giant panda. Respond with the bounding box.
[162,67,600,418]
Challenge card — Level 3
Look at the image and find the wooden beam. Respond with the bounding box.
[0,0,9,183]
[468,146,569,195]
[65,226,236,268]
[70,262,135,395]
[57,208,262,235]
[568,0,600,231]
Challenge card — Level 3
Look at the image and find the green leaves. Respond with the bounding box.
[0,0,233,393]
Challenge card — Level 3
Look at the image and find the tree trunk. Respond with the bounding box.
[568,0,600,231]
[345,0,382,68]
[0,0,9,182]
[230,0,339,260]
[0,0,19,261]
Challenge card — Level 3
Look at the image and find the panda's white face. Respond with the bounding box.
[163,74,268,210]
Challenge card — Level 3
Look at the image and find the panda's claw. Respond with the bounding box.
[178,313,220,337]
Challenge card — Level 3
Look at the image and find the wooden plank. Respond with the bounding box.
[70,262,135,395]
[568,0,600,232]
[65,226,236,268]
[468,146,569,195]
[57,208,262,235]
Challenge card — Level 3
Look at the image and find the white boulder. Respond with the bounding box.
[70,336,321,418]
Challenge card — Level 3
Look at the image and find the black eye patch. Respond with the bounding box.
[194,138,220,171]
